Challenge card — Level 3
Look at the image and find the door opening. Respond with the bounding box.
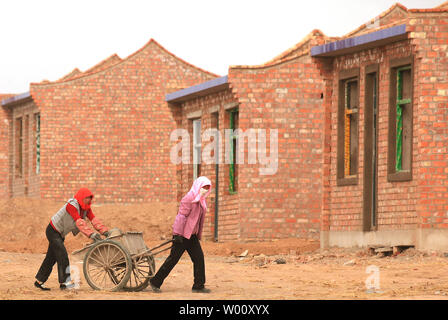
[363,67,379,231]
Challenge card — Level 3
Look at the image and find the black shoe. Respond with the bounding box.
[149,281,161,293]
[60,282,76,290]
[34,281,50,291]
[192,287,211,293]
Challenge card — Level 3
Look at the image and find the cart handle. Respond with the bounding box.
[132,239,173,259]
[150,245,173,256]
[147,239,173,256]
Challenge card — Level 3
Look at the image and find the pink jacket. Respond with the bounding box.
[172,176,211,240]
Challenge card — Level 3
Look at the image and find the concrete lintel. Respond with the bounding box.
[186,110,202,119]
[209,104,219,114]
[224,102,239,110]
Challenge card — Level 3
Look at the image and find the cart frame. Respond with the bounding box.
[72,230,172,291]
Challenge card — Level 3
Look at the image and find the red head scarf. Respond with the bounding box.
[74,188,94,210]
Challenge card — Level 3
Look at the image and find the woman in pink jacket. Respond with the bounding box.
[149,176,212,293]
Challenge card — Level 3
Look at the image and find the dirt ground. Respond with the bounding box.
[1,198,448,300]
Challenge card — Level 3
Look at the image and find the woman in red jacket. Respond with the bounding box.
[149,176,212,293]
[34,188,110,291]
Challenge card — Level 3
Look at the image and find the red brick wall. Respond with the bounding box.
[0,94,14,198]
[8,100,41,198]
[229,50,325,241]
[317,62,334,235]
[321,11,448,237]
[324,40,418,232]
[408,12,448,230]
[29,39,217,203]
[177,89,240,241]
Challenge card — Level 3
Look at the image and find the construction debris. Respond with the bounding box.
[367,245,415,257]
[274,258,286,264]
[343,259,356,266]
[238,250,249,257]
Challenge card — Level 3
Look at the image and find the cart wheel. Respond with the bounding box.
[123,254,156,291]
[83,240,132,291]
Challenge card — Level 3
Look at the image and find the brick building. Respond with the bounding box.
[1,39,217,203]
[2,2,448,249]
[312,2,448,250]
[166,1,448,248]
[166,76,238,241]
[167,30,330,241]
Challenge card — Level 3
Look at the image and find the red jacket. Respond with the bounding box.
[50,188,108,238]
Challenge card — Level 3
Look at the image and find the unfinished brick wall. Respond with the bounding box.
[29,39,217,203]
[229,46,326,241]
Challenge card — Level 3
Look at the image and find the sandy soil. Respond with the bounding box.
[1,198,448,300]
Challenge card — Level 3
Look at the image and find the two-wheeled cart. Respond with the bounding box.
[72,229,172,291]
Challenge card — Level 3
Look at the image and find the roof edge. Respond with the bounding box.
[150,39,220,79]
[229,52,308,71]
[311,24,408,57]
[229,30,328,71]
[1,92,32,107]
[435,1,448,9]
[408,8,448,13]
[166,75,228,103]
[31,38,219,87]
[265,29,328,65]
[344,3,409,38]
[82,54,122,75]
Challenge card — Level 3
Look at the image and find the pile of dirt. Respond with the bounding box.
[0,198,177,254]
[0,198,319,257]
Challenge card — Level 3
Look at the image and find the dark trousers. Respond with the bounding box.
[35,224,71,284]
[151,234,205,290]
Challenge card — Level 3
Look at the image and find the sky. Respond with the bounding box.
[0,0,444,94]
